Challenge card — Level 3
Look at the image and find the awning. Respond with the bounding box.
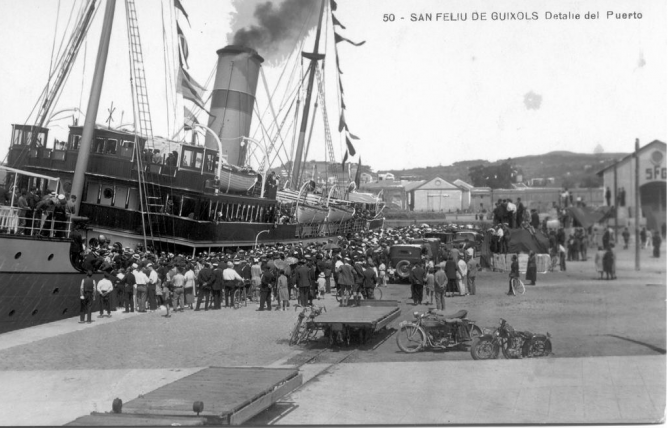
[566,206,609,229]
[0,165,60,182]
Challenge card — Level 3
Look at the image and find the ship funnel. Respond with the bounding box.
[205,45,264,166]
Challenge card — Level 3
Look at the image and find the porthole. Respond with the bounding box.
[14,252,21,259]
[52,288,60,295]
[8,310,15,317]
[31,309,38,316]
[48,254,54,261]
[62,308,68,315]
[103,188,114,199]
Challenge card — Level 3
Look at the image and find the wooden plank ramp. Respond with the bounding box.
[315,305,401,329]
[67,367,302,426]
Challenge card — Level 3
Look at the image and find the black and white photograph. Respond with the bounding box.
[0,0,665,425]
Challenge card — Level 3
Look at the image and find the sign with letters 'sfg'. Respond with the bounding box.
[641,149,667,185]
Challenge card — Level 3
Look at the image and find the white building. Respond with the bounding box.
[407,177,463,212]
[597,140,666,236]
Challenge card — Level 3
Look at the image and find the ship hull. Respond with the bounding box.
[0,236,93,334]
[0,271,98,334]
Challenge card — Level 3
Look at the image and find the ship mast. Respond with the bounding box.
[71,0,117,215]
[289,0,326,190]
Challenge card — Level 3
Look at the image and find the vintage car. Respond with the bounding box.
[452,230,483,257]
[424,231,455,245]
[389,238,443,283]
[388,244,423,282]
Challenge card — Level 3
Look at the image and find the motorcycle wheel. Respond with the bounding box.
[523,337,552,357]
[469,325,483,341]
[289,321,304,346]
[470,338,498,360]
[396,324,426,353]
[501,340,522,359]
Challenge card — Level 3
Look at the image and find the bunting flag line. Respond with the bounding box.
[335,52,343,74]
[177,23,189,68]
[354,157,362,188]
[334,32,366,47]
[330,0,338,11]
[332,13,346,29]
[348,131,360,140]
[345,135,356,156]
[174,0,190,24]
[179,68,208,112]
[184,106,198,130]
[338,110,346,132]
[341,150,348,170]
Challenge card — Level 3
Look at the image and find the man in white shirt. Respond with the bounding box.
[457,255,468,296]
[133,264,149,312]
[147,264,160,312]
[222,261,243,308]
[505,200,517,228]
[496,225,505,254]
[97,272,114,318]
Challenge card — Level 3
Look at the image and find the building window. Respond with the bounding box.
[93,137,105,153]
[119,141,134,159]
[104,139,118,155]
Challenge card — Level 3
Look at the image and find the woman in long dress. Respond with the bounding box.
[184,264,196,309]
[594,246,605,279]
[525,251,537,285]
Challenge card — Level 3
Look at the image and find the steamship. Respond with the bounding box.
[0,0,382,334]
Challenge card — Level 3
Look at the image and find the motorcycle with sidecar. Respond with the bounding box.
[396,309,482,353]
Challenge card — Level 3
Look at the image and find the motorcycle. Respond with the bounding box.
[396,309,483,353]
[470,318,552,360]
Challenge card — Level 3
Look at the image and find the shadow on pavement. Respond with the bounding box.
[605,334,666,354]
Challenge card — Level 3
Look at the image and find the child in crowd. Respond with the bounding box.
[162,277,172,318]
[378,262,387,286]
[317,272,327,299]
[277,270,289,311]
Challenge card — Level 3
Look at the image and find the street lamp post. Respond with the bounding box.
[255,229,271,249]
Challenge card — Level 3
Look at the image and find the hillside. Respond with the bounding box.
[381,151,628,188]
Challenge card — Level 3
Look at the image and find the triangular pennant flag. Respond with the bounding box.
[335,53,343,74]
[339,76,344,94]
[354,157,362,188]
[348,131,360,140]
[335,32,366,47]
[330,0,338,11]
[332,13,346,29]
[341,150,348,170]
[179,68,208,112]
[339,110,346,132]
[174,0,190,24]
[184,106,199,130]
[341,97,346,110]
[177,23,189,68]
[345,135,356,156]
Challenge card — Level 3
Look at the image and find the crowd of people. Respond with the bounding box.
[74,223,489,321]
[75,229,400,322]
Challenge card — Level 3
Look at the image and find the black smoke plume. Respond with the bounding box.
[232,0,319,61]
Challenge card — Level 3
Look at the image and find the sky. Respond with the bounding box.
[0,0,665,172]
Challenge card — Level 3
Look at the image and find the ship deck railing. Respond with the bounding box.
[0,206,73,239]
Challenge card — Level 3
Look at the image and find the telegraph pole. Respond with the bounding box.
[634,138,640,271]
[613,160,618,242]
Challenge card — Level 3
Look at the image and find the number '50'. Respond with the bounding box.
[383,14,395,21]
